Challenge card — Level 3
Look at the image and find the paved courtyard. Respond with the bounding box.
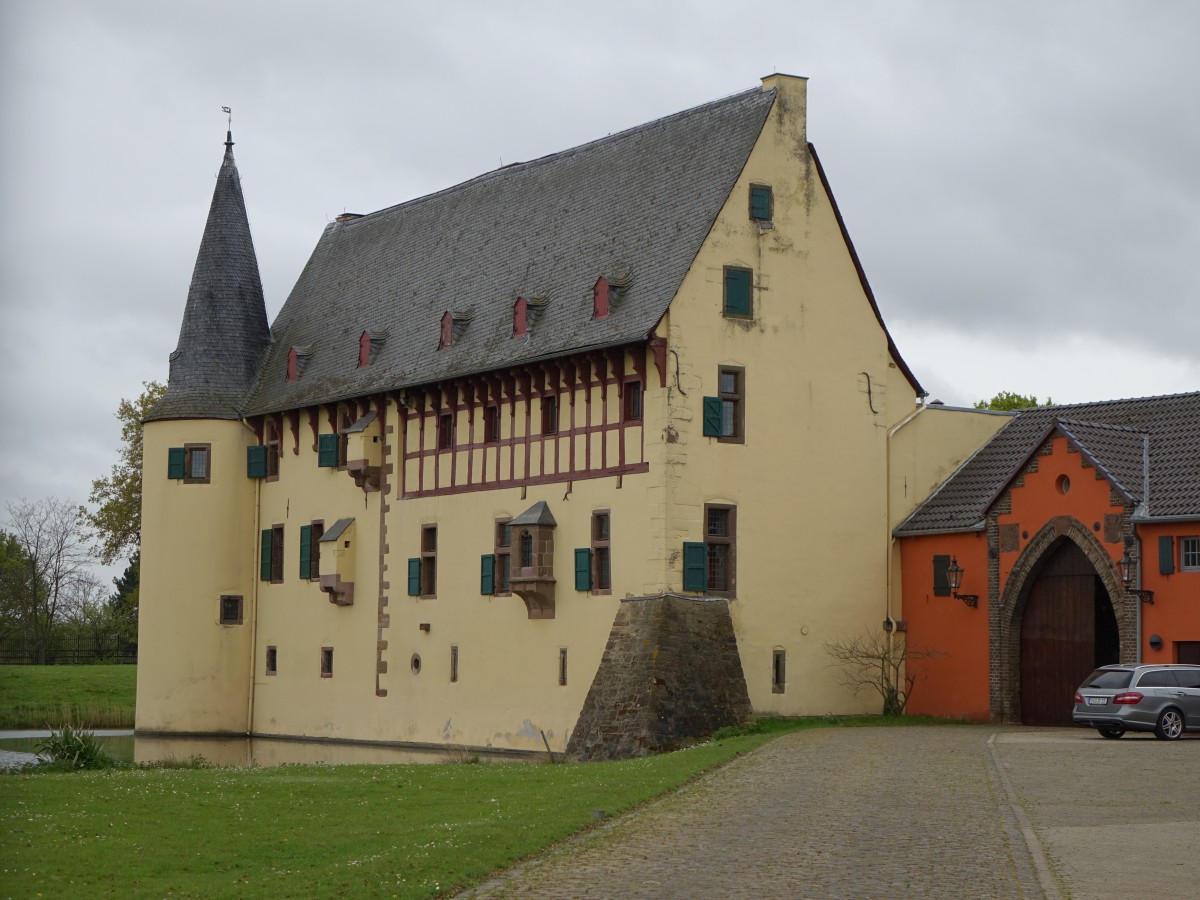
[459,725,1196,899]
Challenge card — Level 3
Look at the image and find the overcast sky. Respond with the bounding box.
[2,0,1197,578]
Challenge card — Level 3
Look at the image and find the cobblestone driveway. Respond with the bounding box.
[460,725,1197,899]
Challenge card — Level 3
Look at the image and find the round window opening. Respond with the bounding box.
[1056,475,1071,495]
[410,653,422,675]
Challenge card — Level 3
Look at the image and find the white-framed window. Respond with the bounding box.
[1182,536,1200,571]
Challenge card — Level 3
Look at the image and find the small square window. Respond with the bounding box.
[184,444,211,484]
[265,645,277,675]
[219,594,243,625]
[321,646,334,678]
[1182,537,1200,571]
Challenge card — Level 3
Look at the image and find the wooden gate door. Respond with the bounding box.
[1020,541,1097,725]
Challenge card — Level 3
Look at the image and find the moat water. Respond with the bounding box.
[0,730,529,769]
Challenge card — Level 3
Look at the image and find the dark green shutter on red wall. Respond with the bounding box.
[1160,536,1175,576]
[260,529,273,582]
[682,542,707,591]
[574,548,592,591]
[167,447,186,479]
[933,555,951,596]
[318,433,339,468]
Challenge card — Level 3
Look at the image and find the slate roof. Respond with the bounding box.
[148,134,270,421]
[240,86,780,415]
[895,392,1200,535]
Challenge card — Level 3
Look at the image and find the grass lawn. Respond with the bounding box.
[0,665,136,729]
[0,717,951,898]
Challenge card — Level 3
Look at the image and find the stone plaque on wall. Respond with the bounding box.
[999,523,1020,553]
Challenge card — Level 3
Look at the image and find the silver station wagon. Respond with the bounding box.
[1073,664,1200,740]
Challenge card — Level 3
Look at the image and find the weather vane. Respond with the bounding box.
[221,106,232,129]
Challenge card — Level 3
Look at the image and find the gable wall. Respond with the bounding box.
[660,76,920,715]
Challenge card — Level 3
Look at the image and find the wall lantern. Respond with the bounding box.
[944,557,979,608]
[1118,551,1155,604]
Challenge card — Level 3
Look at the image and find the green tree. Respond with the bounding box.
[107,552,140,648]
[0,530,34,645]
[973,390,1054,411]
[83,381,165,565]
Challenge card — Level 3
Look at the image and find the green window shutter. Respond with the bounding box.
[750,186,771,220]
[724,268,750,316]
[407,558,421,596]
[933,555,951,597]
[1159,536,1175,576]
[260,529,273,582]
[167,447,186,479]
[318,433,339,468]
[702,397,722,437]
[574,548,592,591]
[247,445,268,478]
[299,525,312,580]
[683,542,707,591]
[480,554,495,595]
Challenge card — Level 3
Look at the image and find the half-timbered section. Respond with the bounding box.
[401,343,651,497]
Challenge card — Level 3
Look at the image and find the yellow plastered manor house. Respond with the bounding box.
[138,75,1001,760]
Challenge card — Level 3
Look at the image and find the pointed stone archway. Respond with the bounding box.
[989,516,1134,723]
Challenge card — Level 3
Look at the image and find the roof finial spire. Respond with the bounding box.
[221,106,233,149]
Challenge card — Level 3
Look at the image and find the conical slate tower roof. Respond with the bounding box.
[148,132,270,421]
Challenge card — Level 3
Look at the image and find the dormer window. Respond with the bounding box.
[358,331,386,368]
[439,311,473,350]
[286,345,313,381]
[593,277,610,319]
[592,275,631,320]
[513,297,528,338]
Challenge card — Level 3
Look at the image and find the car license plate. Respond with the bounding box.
[1086,696,1108,706]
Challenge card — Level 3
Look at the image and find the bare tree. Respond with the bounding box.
[5,498,95,663]
[824,631,940,716]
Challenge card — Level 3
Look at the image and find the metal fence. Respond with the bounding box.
[0,637,137,665]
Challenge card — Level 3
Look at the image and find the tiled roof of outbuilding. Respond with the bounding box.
[148,135,270,421]
[895,392,1200,535]
[241,87,779,415]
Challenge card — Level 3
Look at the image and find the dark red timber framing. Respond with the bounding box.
[401,342,649,499]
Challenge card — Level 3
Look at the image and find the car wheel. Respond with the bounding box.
[1098,726,1125,739]
[1154,708,1184,741]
